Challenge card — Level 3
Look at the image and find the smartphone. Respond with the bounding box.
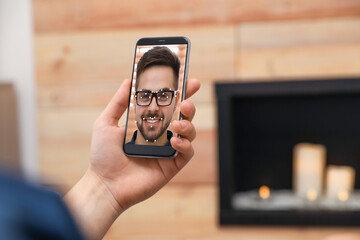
[123,36,191,158]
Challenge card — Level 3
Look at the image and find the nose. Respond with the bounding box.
[147,95,159,111]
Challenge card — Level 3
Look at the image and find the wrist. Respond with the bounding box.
[85,167,124,216]
[64,167,123,240]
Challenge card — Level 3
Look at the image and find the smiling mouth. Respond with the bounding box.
[143,117,163,124]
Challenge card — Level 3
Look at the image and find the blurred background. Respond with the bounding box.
[1,0,360,239]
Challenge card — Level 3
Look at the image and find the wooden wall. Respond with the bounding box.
[0,83,20,170]
[34,1,360,239]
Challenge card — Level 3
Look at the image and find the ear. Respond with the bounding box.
[174,91,180,110]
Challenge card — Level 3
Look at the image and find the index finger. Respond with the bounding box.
[99,79,131,125]
[185,78,200,99]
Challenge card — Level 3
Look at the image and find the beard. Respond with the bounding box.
[137,111,171,142]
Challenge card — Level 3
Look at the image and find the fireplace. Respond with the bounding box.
[216,78,360,226]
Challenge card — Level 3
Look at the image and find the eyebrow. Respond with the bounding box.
[138,88,173,92]
[160,88,172,91]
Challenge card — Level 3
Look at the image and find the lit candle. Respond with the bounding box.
[293,143,326,200]
[258,185,270,200]
[307,189,318,202]
[326,165,355,202]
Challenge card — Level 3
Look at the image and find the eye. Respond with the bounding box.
[158,92,170,100]
[140,92,151,100]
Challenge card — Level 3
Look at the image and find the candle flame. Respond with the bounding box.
[338,190,349,202]
[259,185,270,200]
[307,189,318,201]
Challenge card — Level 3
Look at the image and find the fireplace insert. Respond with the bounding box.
[216,78,360,226]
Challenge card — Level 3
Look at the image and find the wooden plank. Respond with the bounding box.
[35,24,234,131]
[38,108,96,185]
[35,31,134,85]
[237,43,360,79]
[33,0,360,33]
[103,184,360,240]
[38,105,217,187]
[37,82,121,108]
[238,17,360,49]
[37,82,216,130]
[37,78,215,108]
[191,102,216,130]
[35,26,236,86]
[236,17,360,79]
[105,185,217,239]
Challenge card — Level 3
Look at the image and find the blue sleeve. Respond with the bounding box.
[0,171,85,240]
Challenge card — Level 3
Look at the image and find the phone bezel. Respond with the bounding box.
[123,36,191,158]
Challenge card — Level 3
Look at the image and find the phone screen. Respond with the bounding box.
[123,37,190,158]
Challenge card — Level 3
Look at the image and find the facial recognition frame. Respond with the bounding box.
[123,37,190,158]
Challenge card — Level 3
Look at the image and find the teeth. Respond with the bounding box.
[147,120,158,123]
[143,117,162,123]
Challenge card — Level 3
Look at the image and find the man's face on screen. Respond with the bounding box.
[135,65,177,143]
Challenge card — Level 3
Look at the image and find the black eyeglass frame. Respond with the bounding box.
[135,89,178,106]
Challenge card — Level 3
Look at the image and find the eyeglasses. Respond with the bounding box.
[135,89,178,106]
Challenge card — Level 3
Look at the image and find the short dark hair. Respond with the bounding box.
[136,47,180,90]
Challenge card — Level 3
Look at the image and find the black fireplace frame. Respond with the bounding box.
[216,77,360,226]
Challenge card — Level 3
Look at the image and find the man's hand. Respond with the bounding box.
[65,78,200,240]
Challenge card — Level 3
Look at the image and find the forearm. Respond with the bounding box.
[64,168,122,240]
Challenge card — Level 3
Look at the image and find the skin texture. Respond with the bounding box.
[64,78,200,240]
[134,65,179,145]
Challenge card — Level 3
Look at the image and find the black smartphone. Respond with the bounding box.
[123,36,191,158]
